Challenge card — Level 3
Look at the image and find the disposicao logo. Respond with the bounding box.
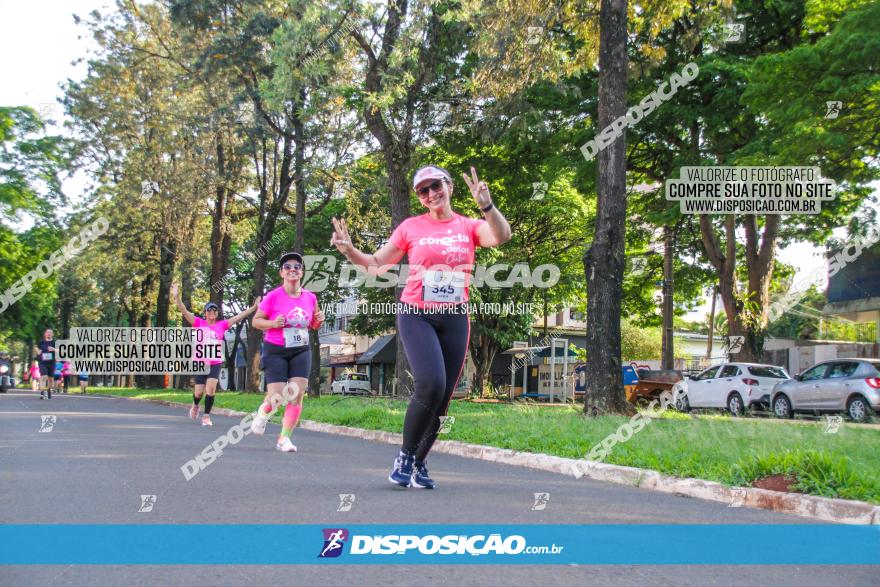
[318,528,349,558]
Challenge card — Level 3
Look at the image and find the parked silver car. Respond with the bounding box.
[770,358,880,422]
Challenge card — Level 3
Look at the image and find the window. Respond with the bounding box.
[719,365,741,378]
[800,363,830,381]
[351,373,369,381]
[569,309,585,321]
[748,366,789,379]
[695,366,720,381]
[827,362,859,379]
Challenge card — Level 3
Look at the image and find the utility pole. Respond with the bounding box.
[661,226,674,370]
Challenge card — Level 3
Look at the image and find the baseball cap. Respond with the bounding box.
[412,166,450,190]
[279,252,304,267]
[204,302,220,312]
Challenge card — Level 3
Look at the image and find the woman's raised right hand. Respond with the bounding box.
[330,217,353,256]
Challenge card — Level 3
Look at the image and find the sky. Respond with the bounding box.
[0,0,849,320]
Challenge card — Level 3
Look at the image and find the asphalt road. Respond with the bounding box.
[1,389,876,586]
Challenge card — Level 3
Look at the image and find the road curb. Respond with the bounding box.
[96,393,880,525]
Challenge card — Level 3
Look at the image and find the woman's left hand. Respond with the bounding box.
[462,166,491,209]
[313,310,325,327]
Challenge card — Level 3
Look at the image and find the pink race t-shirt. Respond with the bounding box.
[390,212,487,308]
[193,317,230,365]
[258,286,319,346]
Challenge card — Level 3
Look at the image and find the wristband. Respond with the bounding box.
[480,202,494,213]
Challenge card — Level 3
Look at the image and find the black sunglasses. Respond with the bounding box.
[283,262,303,271]
[416,179,445,198]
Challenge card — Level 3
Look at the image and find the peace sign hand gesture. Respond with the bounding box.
[461,166,492,209]
[330,217,353,256]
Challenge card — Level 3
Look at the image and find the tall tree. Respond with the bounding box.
[582,0,631,415]
[343,0,472,395]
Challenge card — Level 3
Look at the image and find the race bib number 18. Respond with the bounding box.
[283,327,308,348]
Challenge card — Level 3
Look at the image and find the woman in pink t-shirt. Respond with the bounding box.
[28,361,41,392]
[172,284,259,426]
[331,166,511,488]
[249,252,325,452]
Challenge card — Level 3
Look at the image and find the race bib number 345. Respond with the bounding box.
[422,270,466,303]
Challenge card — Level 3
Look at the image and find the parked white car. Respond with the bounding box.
[330,372,371,395]
[672,363,791,416]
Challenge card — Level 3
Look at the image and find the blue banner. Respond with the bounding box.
[1,524,878,565]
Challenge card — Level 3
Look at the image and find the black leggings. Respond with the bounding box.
[398,310,469,462]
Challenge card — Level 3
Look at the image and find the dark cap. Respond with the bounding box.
[279,252,304,267]
[204,302,220,312]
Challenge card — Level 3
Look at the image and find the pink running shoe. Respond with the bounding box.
[201,414,213,427]
[189,404,199,419]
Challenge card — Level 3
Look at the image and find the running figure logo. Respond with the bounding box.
[824,415,843,434]
[337,494,355,512]
[722,23,744,43]
[728,488,746,508]
[824,101,842,120]
[630,256,647,276]
[141,180,160,198]
[39,415,56,433]
[526,26,542,45]
[138,494,157,513]
[318,528,349,558]
[438,415,455,434]
[38,103,56,118]
[530,182,548,201]
[727,336,745,355]
[531,492,550,510]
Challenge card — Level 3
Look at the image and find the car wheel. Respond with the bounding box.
[727,393,744,417]
[847,396,870,423]
[675,393,690,413]
[772,394,793,419]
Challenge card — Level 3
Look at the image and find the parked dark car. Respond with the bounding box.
[0,356,15,393]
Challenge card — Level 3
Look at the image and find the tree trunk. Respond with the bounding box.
[246,240,270,393]
[699,212,779,364]
[661,225,674,370]
[583,0,632,416]
[387,160,413,396]
[469,333,497,398]
[245,129,296,392]
[153,238,176,388]
[209,138,235,306]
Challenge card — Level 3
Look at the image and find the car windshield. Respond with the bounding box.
[695,366,720,380]
[748,366,788,379]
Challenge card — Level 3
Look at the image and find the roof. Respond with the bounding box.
[356,334,396,364]
[822,296,880,314]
